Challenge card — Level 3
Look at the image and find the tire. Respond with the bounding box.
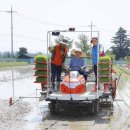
[93,99,99,114]
[49,101,56,115]
[49,101,60,115]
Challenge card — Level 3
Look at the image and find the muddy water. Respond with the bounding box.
[39,69,130,130]
[0,65,49,130]
[1,65,130,130]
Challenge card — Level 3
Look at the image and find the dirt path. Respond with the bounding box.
[0,100,31,130]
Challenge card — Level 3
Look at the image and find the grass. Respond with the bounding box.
[113,65,130,89]
[0,62,28,68]
[115,65,130,75]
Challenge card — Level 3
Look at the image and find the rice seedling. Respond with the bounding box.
[98,70,111,75]
[98,64,111,69]
[99,56,111,62]
[36,76,47,82]
[35,55,47,62]
[35,70,47,75]
[35,63,47,69]
[99,77,111,83]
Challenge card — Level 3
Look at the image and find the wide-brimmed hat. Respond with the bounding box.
[71,49,86,57]
[75,48,82,52]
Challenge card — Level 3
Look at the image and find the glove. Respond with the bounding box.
[81,66,85,70]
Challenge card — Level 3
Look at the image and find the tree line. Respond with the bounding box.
[1,27,130,60]
[110,27,130,60]
[0,47,43,58]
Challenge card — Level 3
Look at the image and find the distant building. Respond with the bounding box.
[17,54,35,64]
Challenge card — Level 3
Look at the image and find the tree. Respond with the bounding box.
[14,51,19,58]
[18,47,28,56]
[105,49,116,61]
[3,51,11,58]
[0,52,3,58]
[111,27,130,60]
[55,35,73,50]
[75,34,90,53]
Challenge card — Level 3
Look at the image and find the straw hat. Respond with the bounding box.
[71,48,86,57]
[75,48,82,52]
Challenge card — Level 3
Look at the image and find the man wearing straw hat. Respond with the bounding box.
[49,38,68,91]
[69,48,88,81]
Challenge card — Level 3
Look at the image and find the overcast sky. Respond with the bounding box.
[0,0,130,53]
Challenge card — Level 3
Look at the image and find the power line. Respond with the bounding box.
[0,34,46,42]
[15,12,88,27]
[13,35,46,42]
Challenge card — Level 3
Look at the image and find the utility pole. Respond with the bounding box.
[11,6,14,58]
[88,21,96,39]
[2,6,16,58]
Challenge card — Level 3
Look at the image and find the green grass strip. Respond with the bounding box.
[0,62,28,68]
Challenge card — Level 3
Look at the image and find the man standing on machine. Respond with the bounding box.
[49,39,68,91]
[91,37,98,84]
[91,37,105,90]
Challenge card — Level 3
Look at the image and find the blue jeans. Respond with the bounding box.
[51,63,62,82]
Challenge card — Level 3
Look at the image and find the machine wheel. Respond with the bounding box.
[49,101,60,115]
[93,99,99,114]
[49,101,56,115]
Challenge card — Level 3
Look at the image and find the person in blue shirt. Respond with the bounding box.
[69,48,87,81]
[91,37,98,83]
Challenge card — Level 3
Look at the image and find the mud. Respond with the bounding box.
[1,65,130,130]
[39,68,130,130]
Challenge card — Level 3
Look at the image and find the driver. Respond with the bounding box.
[69,48,87,81]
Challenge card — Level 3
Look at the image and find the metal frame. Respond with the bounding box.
[46,30,100,100]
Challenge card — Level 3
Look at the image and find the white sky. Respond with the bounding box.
[0,0,130,53]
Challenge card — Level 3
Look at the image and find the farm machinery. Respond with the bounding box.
[34,30,117,114]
